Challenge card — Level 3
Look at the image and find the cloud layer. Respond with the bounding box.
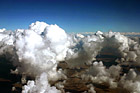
[0,21,140,93]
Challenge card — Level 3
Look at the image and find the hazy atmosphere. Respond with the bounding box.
[0,0,140,32]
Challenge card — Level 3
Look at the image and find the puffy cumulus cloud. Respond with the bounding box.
[101,31,140,65]
[0,22,71,92]
[0,30,14,46]
[81,62,121,88]
[0,28,6,32]
[119,69,140,93]
[14,21,70,81]
[44,24,71,61]
[102,32,130,57]
[0,21,140,93]
[0,29,15,60]
[65,33,103,68]
[29,21,49,34]
[22,73,61,93]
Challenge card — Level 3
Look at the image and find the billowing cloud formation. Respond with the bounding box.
[0,21,140,93]
[22,73,61,93]
[14,22,71,82]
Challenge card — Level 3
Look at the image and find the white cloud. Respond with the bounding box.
[0,21,140,93]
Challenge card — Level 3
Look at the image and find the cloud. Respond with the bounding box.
[22,73,61,93]
[0,21,140,93]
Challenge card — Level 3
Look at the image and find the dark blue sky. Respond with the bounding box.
[0,0,140,33]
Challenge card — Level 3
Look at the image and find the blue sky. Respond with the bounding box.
[0,0,140,33]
